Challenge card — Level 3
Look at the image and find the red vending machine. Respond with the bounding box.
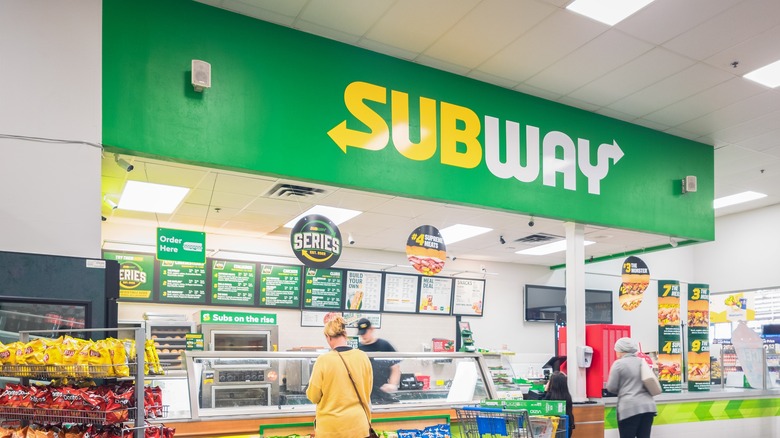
[558,324,631,398]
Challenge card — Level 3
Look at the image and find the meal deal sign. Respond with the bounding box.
[657,280,682,393]
[687,283,711,392]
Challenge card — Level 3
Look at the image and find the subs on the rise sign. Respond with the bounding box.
[406,225,446,276]
[290,214,342,269]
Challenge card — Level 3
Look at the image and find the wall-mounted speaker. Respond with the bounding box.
[682,175,697,194]
[192,60,211,92]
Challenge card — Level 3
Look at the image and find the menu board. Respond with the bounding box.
[382,273,419,313]
[687,283,710,392]
[419,276,453,314]
[260,264,301,308]
[300,311,336,327]
[159,260,207,304]
[303,268,344,309]
[657,280,682,393]
[345,270,382,311]
[210,260,256,306]
[452,278,485,316]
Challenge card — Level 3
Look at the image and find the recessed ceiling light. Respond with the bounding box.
[439,224,493,245]
[713,191,767,209]
[283,205,362,228]
[744,59,780,88]
[566,0,655,26]
[515,240,595,256]
[118,180,189,214]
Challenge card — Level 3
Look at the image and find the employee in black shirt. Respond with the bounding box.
[357,318,401,404]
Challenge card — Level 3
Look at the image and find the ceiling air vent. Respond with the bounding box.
[514,233,562,244]
[265,183,325,198]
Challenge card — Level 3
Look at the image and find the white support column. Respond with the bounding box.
[564,222,588,402]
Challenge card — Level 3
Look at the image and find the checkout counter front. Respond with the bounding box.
[174,351,495,436]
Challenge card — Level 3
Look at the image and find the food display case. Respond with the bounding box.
[181,351,496,420]
[146,317,196,373]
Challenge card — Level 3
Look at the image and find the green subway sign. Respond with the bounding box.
[156,227,206,263]
[103,0,714,241]
[197,310,277,325]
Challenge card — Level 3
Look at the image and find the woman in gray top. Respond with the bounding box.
[606,338,657,438]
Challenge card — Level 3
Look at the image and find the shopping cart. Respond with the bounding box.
[455,406,534,438]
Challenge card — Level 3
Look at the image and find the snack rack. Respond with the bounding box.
[0,327,151,438]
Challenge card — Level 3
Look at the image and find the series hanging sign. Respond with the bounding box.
[406,225,446,276]
[657,280,682,393]
[619,256,650,311]
[687,283,711,392]
[103,251,154,301]
[290,214,342,269]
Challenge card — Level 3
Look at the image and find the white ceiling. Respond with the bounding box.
[102,0,780,268]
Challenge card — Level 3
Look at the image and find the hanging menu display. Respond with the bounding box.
[382,273,419,313]
[303,268,343,309]
[104,251,155,301]
[657,280,682,393]
[419,276,453,314]
[687,283,711,392]
[345,270,382,311]
[210,260,256,306]
[453,278,485,316]
[159,260,207,304]
[260,264,302,308]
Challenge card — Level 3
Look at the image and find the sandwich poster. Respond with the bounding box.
[657,280,682,393]
[619,256,650,311]
[687,283,711,391]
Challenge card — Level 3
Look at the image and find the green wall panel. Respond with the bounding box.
[103,0,714,240]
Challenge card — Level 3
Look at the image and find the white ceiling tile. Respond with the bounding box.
[218,0,299,26]
[556,95,601,112]
[607,63,732,117]
[705,22,780,73]
[245,197,312,216]
[526,30,653,95]
[138,161,210,188]
[662,0,780,60]
[210,191,256,209]
[321,189,393,211]
[235,0,307,17]
[175,203,209,217]
[631,117,672,132]
[568,48,694,106]
[299,0,394,37]
[294,20,360,45]
[595,107,639,123]
[616,0,742,45]
[467,70,521,89]
[513,83,564,101]
[365,0,479,54]
[413,55,472,76]
[714,144,775,177]
[676,90,780,139]
[711,111,780,144]
[358,39,418,61]
[763,145,780,158]
[185,188,213,205]
[477,10,606,83]
[644,78,767,127]
[369,198,435,219]
[213,173,277,196]
[424,0,556,69]
[737,128,780,152]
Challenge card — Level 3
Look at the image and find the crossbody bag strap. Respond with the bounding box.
[336,351,372,427]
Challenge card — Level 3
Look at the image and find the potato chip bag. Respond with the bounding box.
[23,338,47,366]
[0,342,12,366]
[106,338,129,377]
[2,342,25,366]
[42,338,64,374]
[75,339,94,378]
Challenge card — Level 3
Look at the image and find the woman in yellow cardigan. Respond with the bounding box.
[306,316,373,438]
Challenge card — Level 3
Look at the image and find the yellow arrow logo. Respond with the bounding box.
[328,81,389,153]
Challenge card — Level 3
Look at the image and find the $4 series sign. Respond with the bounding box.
[104,252,154,301]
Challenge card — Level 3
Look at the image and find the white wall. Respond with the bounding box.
[693,204,780,293]
[0,0,102,258]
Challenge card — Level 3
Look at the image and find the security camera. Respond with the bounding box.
[528,219,535,227]
[114,154,134,172]
[499,235,506,245]
[450,255,457,261]
[348,233,355,245]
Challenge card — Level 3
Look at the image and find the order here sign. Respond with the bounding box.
[157,227,206,263]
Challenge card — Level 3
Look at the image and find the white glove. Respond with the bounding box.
[380,383,398,393]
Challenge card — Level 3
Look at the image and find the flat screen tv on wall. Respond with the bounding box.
[524,284,613,323]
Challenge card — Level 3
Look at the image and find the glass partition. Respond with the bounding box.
[182,351,494,419]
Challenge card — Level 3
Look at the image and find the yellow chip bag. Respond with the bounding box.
[23,338,47,366]
[0,341,12,366]
[106,338,129,377]
[75,339,94,377]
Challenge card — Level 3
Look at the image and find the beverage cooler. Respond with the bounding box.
[0,251,119,343]
[197,324,280,410]
[558,324,630,398]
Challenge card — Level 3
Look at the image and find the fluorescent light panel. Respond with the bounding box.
[516,240,595,256]
[744,59,780,88]
[713,191,767,209]
[439,224,492,245]
[566,0,655,26]
[118,180,189,214]
[283,205,362,228]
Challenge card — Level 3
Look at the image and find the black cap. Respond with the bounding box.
[357,318,372,335]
